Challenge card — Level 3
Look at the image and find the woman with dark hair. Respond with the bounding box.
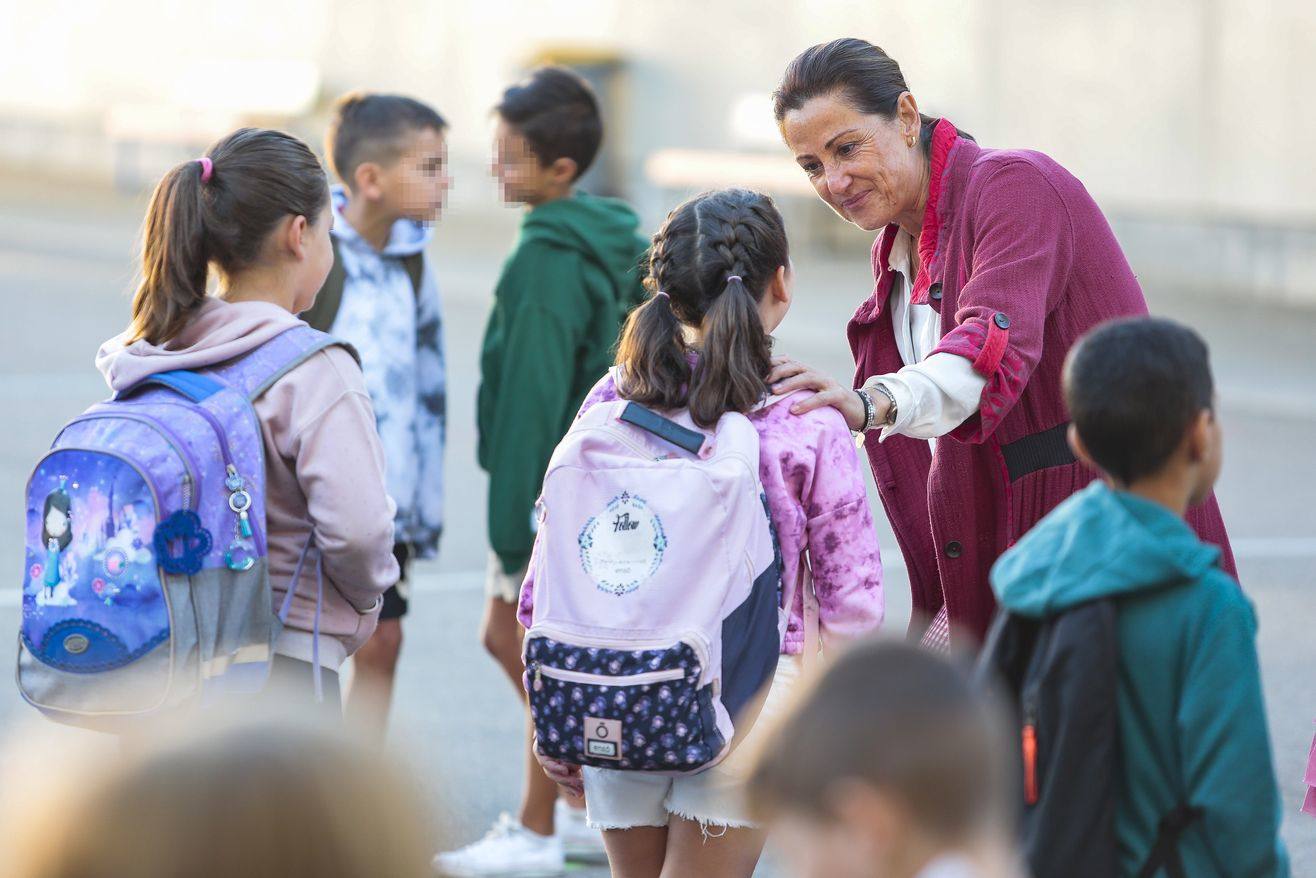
[767,38,1236,648]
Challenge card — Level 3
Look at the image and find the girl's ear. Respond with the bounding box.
[770,264,792,306]
[286,214,310,261]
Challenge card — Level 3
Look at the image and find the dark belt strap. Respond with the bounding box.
[1000,423,1076,481]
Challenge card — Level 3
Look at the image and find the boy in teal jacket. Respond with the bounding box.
[992,317,1288,876]
[436,67,646,877]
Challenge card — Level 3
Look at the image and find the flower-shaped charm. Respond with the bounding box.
[154,510,212,575]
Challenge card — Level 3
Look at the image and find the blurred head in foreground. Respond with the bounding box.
[747,640,1020,878]
[8,717,434,878]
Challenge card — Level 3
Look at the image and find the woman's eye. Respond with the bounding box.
[802,163,822,177]
[838,143,856,157]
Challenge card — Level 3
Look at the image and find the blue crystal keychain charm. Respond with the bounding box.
[224,465,256,572]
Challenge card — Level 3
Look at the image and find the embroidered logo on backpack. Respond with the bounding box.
[578,492,667,596]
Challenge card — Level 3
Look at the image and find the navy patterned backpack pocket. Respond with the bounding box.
[526,635,724,771]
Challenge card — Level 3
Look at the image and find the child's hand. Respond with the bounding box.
[534,746,584,797]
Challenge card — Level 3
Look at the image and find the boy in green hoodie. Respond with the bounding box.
[991,317,1288,877]
[436,66,646,877]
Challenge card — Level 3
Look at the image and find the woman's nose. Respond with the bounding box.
[825,165,851,198]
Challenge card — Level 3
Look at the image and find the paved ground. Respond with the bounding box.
[0,176,1313,874]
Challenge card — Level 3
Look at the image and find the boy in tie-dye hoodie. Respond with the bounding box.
[309,93,450,738]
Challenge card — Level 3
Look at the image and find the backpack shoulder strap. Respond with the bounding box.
[205,325,359,402]
[300,236,347,333]
[114,369,226,403]
[1136,804,1204,878]
[401,250,425,300]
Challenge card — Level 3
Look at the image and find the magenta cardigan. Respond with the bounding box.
[848,120,1237,644]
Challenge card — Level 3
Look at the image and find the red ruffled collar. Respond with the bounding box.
[909,118,960,306]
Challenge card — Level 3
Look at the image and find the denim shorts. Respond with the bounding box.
[581,655,801,832]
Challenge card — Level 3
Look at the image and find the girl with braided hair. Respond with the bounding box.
[518,188,885,878]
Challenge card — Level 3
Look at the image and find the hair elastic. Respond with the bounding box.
[726,275,743,285]
[654,291,671,300]
[196,156,213,183]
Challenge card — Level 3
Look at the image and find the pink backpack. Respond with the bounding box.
[523,385,814,774]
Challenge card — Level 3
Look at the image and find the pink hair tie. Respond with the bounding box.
[196,156,213,183]
[654,291,670,300]
[726,275,743,284]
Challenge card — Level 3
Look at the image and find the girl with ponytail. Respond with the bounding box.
[96,129,400,707]
[520,188,886,877]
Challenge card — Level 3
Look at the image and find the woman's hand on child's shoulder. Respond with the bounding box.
[768,355,866,430]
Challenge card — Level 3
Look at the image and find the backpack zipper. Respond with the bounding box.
[529,662,686,692]
[152,399,265,557]
[571,423,760,485]
[573,424,668,461]
[63,411,196,509]
[524,625,712,686]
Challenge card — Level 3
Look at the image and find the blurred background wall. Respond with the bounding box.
[1,0,1313,302]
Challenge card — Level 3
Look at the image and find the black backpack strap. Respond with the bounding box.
[301,238,426,334]
[300,236,346,332]
[401,250,425,300]
[1135,804,1204,878]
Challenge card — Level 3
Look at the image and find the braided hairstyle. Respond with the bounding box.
[616,188,789,428]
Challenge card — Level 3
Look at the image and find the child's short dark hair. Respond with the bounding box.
[326,92,447,187]
[747,640,1010,840]
[1064,317,1214,484]
[495,66,602,181]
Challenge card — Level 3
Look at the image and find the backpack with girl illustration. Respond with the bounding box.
[18,326,346,729]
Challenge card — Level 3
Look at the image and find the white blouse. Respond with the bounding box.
[866,230,987,442]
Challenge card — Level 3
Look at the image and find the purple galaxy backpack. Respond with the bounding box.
[18,325,348,728]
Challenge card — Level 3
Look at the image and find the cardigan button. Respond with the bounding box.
[945,540,963,559]
[929,283,943,301]
[993,312,1011,329]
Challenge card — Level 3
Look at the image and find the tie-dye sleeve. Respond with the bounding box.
[575,371,621,419]
[802,414,886,642]
[517,531,540,631]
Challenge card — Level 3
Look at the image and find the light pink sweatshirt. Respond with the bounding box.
[96,298,400,669]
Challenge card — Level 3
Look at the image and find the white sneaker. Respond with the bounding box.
[555,798,606,863]
[432,813,564,877]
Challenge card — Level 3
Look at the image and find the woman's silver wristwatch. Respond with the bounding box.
[869,381,898,429]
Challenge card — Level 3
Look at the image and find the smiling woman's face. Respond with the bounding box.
[781,90,926,233]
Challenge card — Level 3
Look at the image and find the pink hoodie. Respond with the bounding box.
[96,298,400,669]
